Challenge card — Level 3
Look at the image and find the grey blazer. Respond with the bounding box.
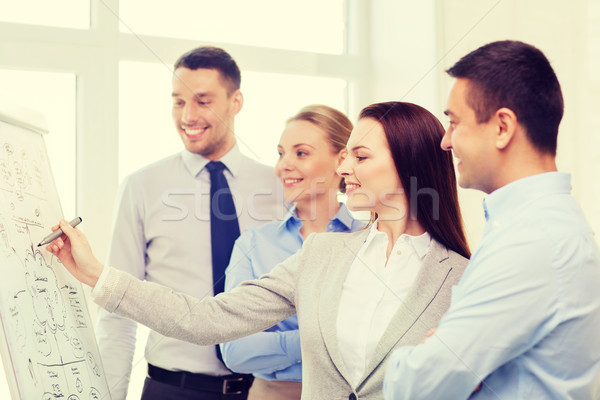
[96,229,469,399]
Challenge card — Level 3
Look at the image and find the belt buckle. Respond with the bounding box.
[222,376,245,395]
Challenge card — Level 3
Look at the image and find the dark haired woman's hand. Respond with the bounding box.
[45,219,103,288]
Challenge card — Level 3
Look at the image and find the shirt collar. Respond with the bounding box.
[483,172,571,223]
[333,203,356,230]
[277,202,356,233]
[181,144,242,178]
[364,220,432,258]
[278,204,302,233]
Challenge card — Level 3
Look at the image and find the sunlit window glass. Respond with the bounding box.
[238,71,347,166]
[119,0,346,54]
[118,61,181,183]
[0,0,90,29]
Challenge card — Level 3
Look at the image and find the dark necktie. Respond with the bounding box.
[206,161,240,296]
[206,161,240,364]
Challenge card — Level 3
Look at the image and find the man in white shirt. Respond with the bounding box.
[97,46,282,400]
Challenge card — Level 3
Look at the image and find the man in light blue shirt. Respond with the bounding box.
[221,204,363,382]
[383,40,600,399]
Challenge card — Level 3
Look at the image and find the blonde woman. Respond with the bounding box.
[221,105,364,400]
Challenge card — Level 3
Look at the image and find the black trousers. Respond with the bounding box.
[141,376,250,400]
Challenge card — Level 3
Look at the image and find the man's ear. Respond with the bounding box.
[231,90,244,115]
[494,107,518,150]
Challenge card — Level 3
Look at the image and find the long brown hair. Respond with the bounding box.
[359,102,470,258]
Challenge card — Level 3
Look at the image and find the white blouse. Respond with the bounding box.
[336,222,431,386]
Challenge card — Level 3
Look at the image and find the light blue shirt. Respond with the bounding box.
[384,172,600,399]
[221,203,364,381]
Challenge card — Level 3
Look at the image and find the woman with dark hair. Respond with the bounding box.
[47,102,470,400]
[346,102,469,258]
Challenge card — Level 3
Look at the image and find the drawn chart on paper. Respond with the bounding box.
[0,106,110,400]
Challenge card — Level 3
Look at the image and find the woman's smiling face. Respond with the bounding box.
[275,119,343,204]
[337,118,405,217]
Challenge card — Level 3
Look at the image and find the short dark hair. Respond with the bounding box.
[446,40,563,155]
[360,102,470,259]
[174,46,241,94]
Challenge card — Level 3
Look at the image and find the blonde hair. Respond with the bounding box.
[287,105,353,192]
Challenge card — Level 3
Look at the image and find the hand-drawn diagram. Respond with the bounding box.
[0,119,110,399]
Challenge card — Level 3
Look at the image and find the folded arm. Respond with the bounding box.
[220,231,302,378]
[220,330,302,379]
[383,236,559,399]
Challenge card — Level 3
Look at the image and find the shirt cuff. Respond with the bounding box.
[91,264,110,299]
[284,330,302,366]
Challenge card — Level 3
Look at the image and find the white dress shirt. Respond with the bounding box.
[95,144,283,399]
[337,222,431,386]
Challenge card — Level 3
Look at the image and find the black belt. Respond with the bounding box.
[147,364,253,395]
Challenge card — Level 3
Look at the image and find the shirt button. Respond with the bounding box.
[349,394,357,400]
[396,249,402,255]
